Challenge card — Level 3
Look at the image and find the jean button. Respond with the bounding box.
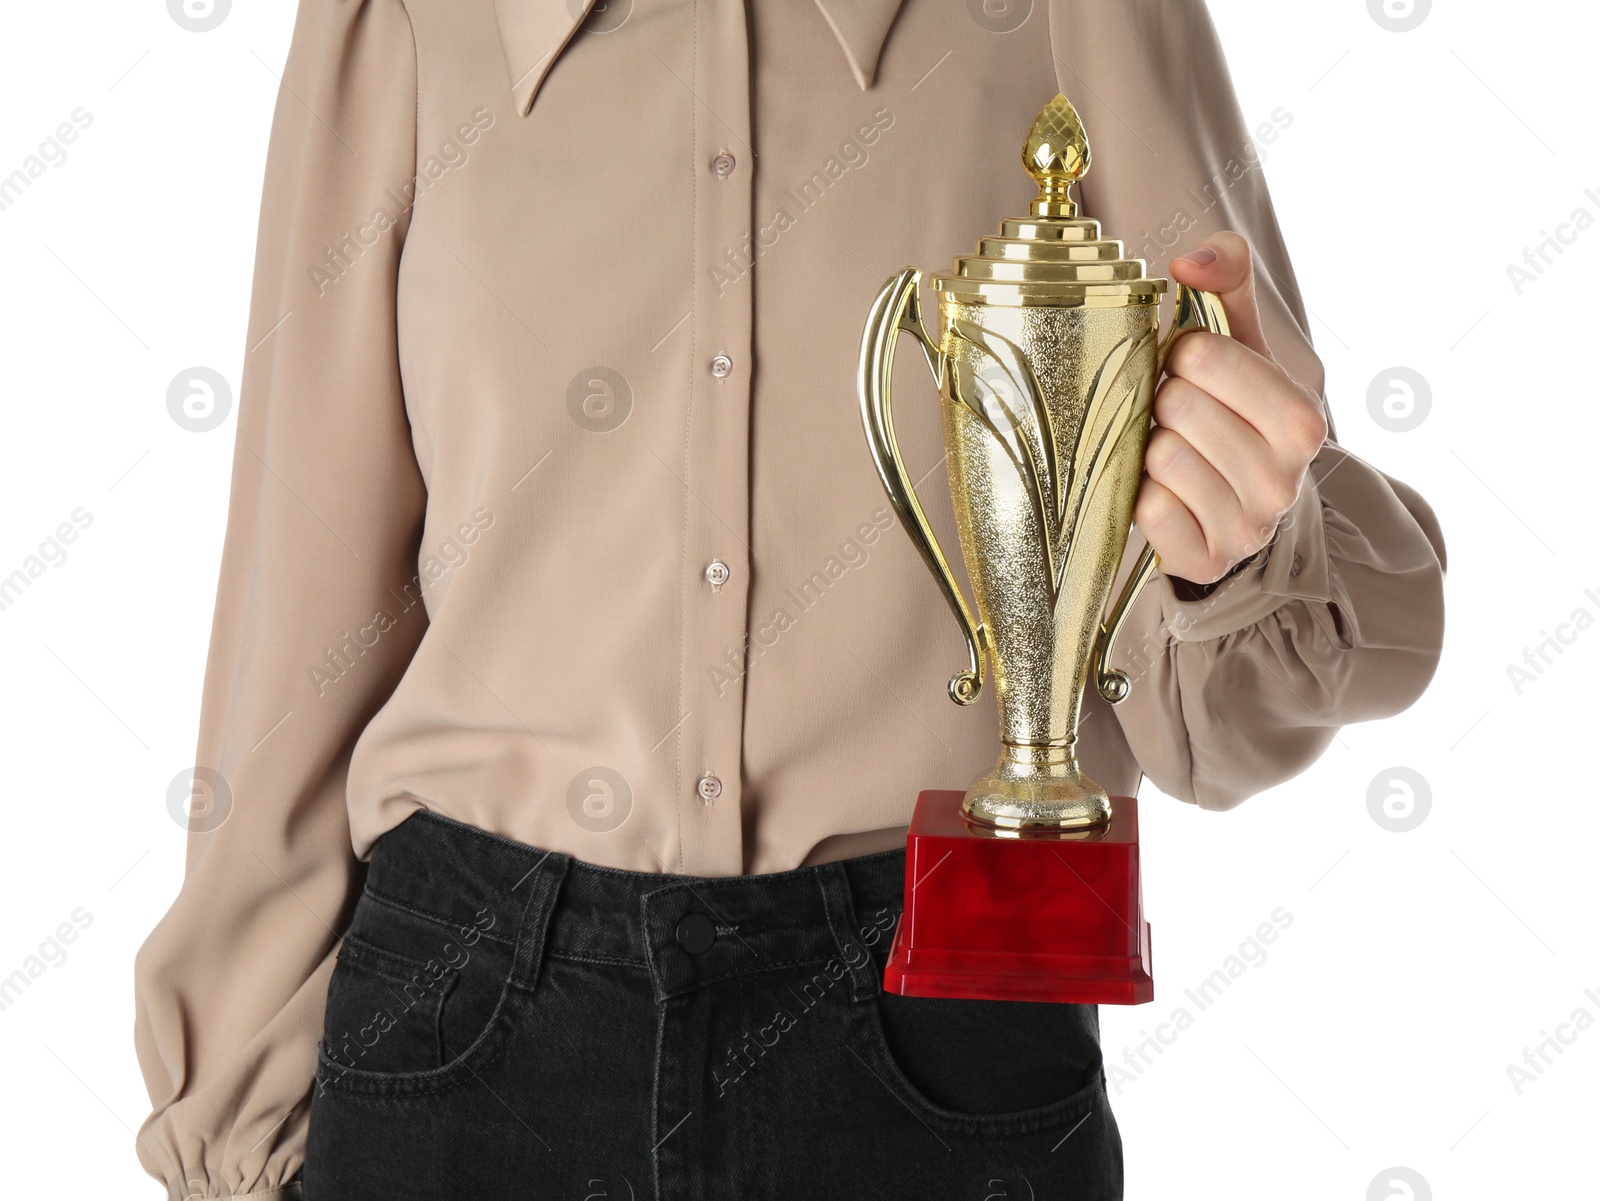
[675,912,716,955]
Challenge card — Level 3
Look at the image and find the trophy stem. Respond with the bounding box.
[960,741,1112,834]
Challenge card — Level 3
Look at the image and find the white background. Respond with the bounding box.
[0,1,1593,1198]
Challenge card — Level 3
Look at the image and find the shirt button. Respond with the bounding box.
[676,912,716,955]
[1289,552,1304,578]
[709,354,733,378]
[710,150,736,177]
[697,773,723,801]
[704,560,730,591]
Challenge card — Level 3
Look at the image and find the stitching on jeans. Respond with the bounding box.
[372,814,907,982]
[315,1038,506,1100]
[649,984,670,1189]
[316,878,556,1097]
[362,880,896,979]
[654,953,836,998]
[641,891,667,1001]
[509,854,569,991]
[360,885,518,948]
[814,867,872,1002]
[850,1008,1113,1137]
[547,949,652,970]
[339,933,460,984]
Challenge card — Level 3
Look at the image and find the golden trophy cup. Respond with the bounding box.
[858,94,1231,1003]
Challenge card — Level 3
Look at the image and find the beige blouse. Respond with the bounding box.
[132,0,1447,1195]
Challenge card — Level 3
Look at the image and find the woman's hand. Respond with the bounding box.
[1135,231,1329,590]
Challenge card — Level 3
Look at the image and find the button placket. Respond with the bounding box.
[674,0,754,875]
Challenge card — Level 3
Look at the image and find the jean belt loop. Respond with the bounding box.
[816,861,879,1003]
[509,850,571,991]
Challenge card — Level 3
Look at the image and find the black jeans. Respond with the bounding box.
[303,809,1122,1199]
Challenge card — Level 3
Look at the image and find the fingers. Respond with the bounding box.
[1141,232,1325,586]
[1162,330,1328,458]
[1170,230,1270,360]
[1137,426,1252,584]
[1152,374,1299,531]
[1134,476,1207,580]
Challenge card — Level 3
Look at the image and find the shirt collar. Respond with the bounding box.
[495,0,907,117]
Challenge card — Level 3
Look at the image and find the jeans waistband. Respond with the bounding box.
[360,808,907,1002]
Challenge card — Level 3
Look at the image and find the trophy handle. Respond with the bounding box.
[1092,282,1232,704]
[858,267,988,706]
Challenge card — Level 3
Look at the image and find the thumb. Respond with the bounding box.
[1168,231,1273,362]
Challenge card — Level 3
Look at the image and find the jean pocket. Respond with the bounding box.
[316,892,518,1096]
[850,986,1109,1137]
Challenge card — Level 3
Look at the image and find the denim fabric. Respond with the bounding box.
[303,810,1123,1199]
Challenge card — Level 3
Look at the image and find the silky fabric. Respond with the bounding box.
[132,0,1448,1195]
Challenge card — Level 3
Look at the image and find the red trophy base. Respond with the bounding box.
[883,789,1154,1005]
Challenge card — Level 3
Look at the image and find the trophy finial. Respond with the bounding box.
[1023,94,1090,218]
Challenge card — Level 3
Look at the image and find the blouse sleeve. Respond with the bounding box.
[132,0,424,1196]
[1050,0,1448,808]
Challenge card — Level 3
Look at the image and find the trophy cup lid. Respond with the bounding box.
[932,94,1168,309]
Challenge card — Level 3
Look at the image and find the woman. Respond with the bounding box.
[133,0,1446,1197]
